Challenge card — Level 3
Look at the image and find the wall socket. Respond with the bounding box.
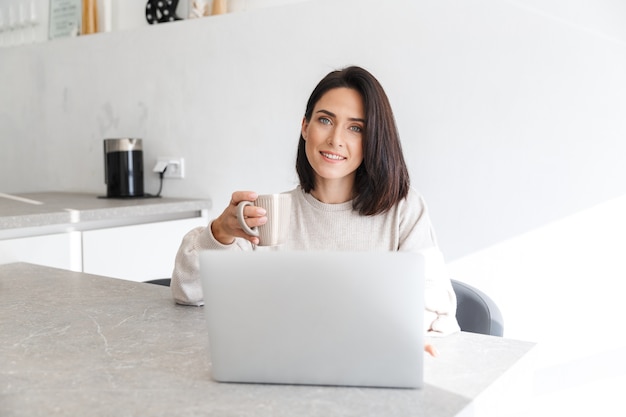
[156,157,185,179]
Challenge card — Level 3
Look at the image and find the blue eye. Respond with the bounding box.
[350,125,363,133]
[319,117,331,125]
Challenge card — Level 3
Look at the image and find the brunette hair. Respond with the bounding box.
[295,66,410,216]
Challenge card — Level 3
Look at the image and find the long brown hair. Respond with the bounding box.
[296,66,410,215]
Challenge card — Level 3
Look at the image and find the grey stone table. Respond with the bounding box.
[0,263,536,417]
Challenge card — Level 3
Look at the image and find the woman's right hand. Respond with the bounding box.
[210,191,267,245]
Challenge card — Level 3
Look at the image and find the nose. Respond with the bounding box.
[327,127,344,148]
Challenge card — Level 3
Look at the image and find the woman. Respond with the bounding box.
[171,66,460,343]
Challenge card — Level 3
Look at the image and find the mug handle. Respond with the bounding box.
[236,201,260,237]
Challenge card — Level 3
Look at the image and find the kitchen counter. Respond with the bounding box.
[0,192,212,240]
[0,262,537,417]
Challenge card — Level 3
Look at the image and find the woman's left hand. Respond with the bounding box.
[424,343,439,357]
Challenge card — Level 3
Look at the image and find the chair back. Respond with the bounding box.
[451,280,504,336]
[144,278,171,287]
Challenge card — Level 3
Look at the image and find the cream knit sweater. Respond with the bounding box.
[171,186,460,335]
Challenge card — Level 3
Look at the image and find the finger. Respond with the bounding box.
[241,213,268,228]
[240,204,267,220]
[229,204,267,238]
[424,343,439,357]
[230,191,258,206]
[244,235,260,245]
[217,214,263,244]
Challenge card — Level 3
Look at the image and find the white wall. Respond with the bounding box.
[1,1,625,413]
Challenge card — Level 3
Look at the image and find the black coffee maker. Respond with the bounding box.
[103,138,144,198]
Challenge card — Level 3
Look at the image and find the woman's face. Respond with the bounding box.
[301,87,365,189]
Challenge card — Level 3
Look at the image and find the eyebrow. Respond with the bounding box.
[316,109,366,124]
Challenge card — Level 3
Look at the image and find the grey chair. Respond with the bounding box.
[144,278,171,287]
[451,279,504,337]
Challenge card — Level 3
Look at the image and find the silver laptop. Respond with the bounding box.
[199,250,425,388]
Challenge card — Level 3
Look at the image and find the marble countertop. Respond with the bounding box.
[0,262,536,417]
[0,192,212,239]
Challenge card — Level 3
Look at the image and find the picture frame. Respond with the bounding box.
[49,0,81,39]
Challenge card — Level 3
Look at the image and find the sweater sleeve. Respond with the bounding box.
[420,247,461,336]
[398,190,460,336]
[170,220,251,306]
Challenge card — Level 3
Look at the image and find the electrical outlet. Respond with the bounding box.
[156,157,185,179]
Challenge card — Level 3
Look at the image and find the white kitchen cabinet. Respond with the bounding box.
[82,217,207,282]
[0,232,82,271]
[0,192,211,281]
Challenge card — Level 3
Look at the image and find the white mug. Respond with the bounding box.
[236,193,291,246]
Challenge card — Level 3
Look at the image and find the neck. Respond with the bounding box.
[310,177,355,204]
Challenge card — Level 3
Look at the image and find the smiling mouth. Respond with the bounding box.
[321,152,346,161]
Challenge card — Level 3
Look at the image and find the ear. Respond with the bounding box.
[301,117,308,140]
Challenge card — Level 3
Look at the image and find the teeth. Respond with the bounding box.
[322,152,345,160]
